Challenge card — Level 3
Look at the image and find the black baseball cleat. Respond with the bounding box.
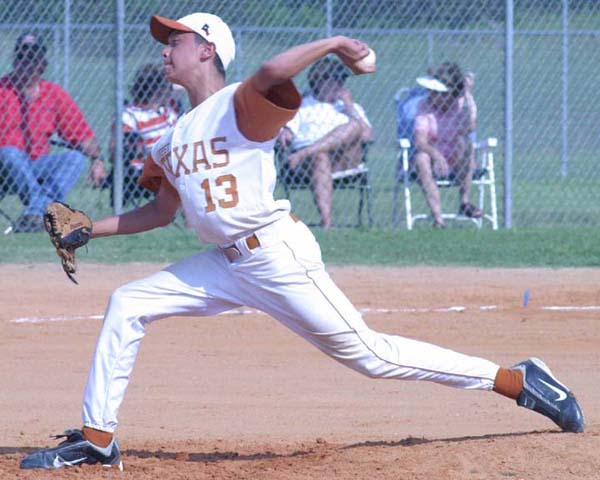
[20,429,123,470]
[512,357,585,433]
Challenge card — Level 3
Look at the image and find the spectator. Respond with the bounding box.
[278,57,371,229]
[413,62,480,228]
[0,33,106,233]
[108,63,180,206]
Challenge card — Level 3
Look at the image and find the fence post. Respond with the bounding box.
[113,0,125,214]
[427,32,434,66]
[234,29,242,82]
[63,0,71,90]
[504,0,514,229]
[52,27,60,84]
[561,0,569,177]
[326,0,333,37]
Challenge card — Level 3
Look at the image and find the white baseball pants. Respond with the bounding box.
[83,215,499,433]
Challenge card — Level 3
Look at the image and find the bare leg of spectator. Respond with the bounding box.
[288,120,363,170]
[453,138,482,218]
[332,141,363,173]
[414,151,444,227]
[453,137,475,205]
[311,151,333,229]
[288,120,363,229]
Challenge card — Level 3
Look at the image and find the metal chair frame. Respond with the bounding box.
[276,144,373,228]
[393,137,499,230]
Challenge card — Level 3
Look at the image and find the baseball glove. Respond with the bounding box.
[44,202,92,284]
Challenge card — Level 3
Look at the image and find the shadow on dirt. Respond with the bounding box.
[0,446,315,464]
[1,430,559,464]
[342,429,556,450]
[122,447,314,463]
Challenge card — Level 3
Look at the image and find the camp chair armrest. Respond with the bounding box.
[331,163,368,181]
[473,137,498,150]
[398,138,411,149]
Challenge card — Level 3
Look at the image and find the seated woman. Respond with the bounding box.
[108,63,181,206]
[413,62,481,228]
[277,57,371,229]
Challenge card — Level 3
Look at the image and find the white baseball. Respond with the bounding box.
[354,48,376,71]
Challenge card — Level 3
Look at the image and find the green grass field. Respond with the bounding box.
[4,224,600,267]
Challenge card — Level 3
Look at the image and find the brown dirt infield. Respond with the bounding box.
[1,264,599,479]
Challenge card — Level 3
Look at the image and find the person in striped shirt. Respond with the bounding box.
[108,63,181,206]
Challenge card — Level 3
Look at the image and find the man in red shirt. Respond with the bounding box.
[0,34,106,232]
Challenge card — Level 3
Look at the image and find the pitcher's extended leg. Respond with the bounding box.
[235,221,499,390]
[83,250,242,433]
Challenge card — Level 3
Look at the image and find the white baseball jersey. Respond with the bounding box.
[82,78,500,434]
[148,83,291,246]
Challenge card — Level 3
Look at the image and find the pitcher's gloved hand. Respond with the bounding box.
[44,202,92,284]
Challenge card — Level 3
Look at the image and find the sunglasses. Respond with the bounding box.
[15,47,46,63]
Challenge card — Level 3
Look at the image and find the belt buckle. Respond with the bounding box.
[223,244,242,262]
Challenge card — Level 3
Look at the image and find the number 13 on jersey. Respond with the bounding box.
[200,174,239,212]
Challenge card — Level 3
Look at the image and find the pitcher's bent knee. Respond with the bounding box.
[105,282,153,325]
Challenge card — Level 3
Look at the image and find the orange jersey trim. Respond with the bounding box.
[138,156,164,193]
[234,79,301,142]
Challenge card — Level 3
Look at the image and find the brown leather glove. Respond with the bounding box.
[43,202,92,284]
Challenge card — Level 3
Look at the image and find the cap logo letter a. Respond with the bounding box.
[202,24,210,36]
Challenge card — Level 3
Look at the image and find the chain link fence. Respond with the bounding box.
[0,0,598,233]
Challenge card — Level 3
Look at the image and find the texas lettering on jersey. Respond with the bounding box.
[162,136,230,178]
[144,82,294,245]
[158,136,238,212]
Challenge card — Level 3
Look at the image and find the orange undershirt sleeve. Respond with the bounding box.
[234,79,301,142]
[138,157,165,193]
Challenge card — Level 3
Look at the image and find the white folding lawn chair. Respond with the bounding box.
[392,137,499,230]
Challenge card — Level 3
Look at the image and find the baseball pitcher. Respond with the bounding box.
[22,11,584,470]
